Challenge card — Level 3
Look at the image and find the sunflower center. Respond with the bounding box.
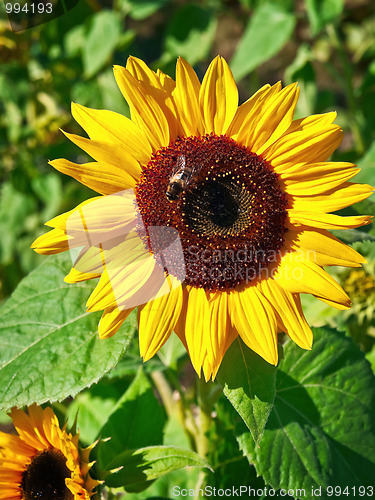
[20,449,73,500]
[136,134,288,290]
[184,176,253,236]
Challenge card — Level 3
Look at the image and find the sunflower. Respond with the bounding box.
[0,404,100,499]
[32,56,373,380]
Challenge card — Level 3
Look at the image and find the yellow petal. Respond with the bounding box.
[157,68,176,94]
[228,82,300,153]
[172,57,204,136]
[202,327,237,381]
[291,182,374,212]
[265,113,342,169]
[282,162,359,195]
[98,306,134,339]
[31,228,70,255]
[229,286,278,365]
[313,296,351,310]
[183,287,211,375]
[62,131,142,180]
[201,291,235,381]
[199,56,238,135]
[207,291,230,360]
[45,197,100,229]
[288,210,373,230]
[126,56,163,89]
[138,279,183,361]
[68,246,105,277]
[288,227,366,267]
[50,159,136,195]
[71,102,152,165]
[87,270,117,311]
[86,251,156,312]
[48,192,138,248]
[259,278,312,350]
[64,267,100,283]
[274,253,351,309]
[114,65,174,150]
[252,83,300,154]
[126,56,180,138]
[226,83,277,142]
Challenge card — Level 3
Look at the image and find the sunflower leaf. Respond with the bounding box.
[217,337,277,446]
[99,445,211,491]
[0,253,137,411]
[230,3,296,81]
[237,327,375,496]
[96,368,166,463]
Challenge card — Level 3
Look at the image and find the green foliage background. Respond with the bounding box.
[1,0,375,498]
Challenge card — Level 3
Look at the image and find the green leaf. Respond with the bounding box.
[0,182,37,265]
[31,173,63,221]
[66,379,127,446]
[163,5,217,66]
[101,445,210,490]
[120,0,169,20]
[284,44,317,117]
[64,24,85,57]
[305,0,345,36]
[98,68,131,117]
[97,368,166,468]
[217,338,277,445]
[230,3,295,81]
[237,327,375,497]
[355,139,375,186]
[0,253,137,410]
[83,11,122,78]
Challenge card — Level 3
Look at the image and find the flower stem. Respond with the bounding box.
[194,377,215,494]
[151,370,197,451]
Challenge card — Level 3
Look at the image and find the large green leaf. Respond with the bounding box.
[97,368,166,465]
[237,327,375,497]
[230,3,295,81]
[0,253,137,410]
[101,445,210,490]
[217,338,277,446]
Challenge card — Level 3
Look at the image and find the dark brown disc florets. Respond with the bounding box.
[20,449,74,500]
[135,134,288,290]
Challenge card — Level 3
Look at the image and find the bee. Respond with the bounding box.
[166,155,198,202]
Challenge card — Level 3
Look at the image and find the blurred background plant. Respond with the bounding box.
[1,0,375,496]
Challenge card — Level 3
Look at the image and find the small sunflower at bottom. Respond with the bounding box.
[0,404,101,500]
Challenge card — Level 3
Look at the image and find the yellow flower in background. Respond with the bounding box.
[0,404,100,499]
[32,56,373,380]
